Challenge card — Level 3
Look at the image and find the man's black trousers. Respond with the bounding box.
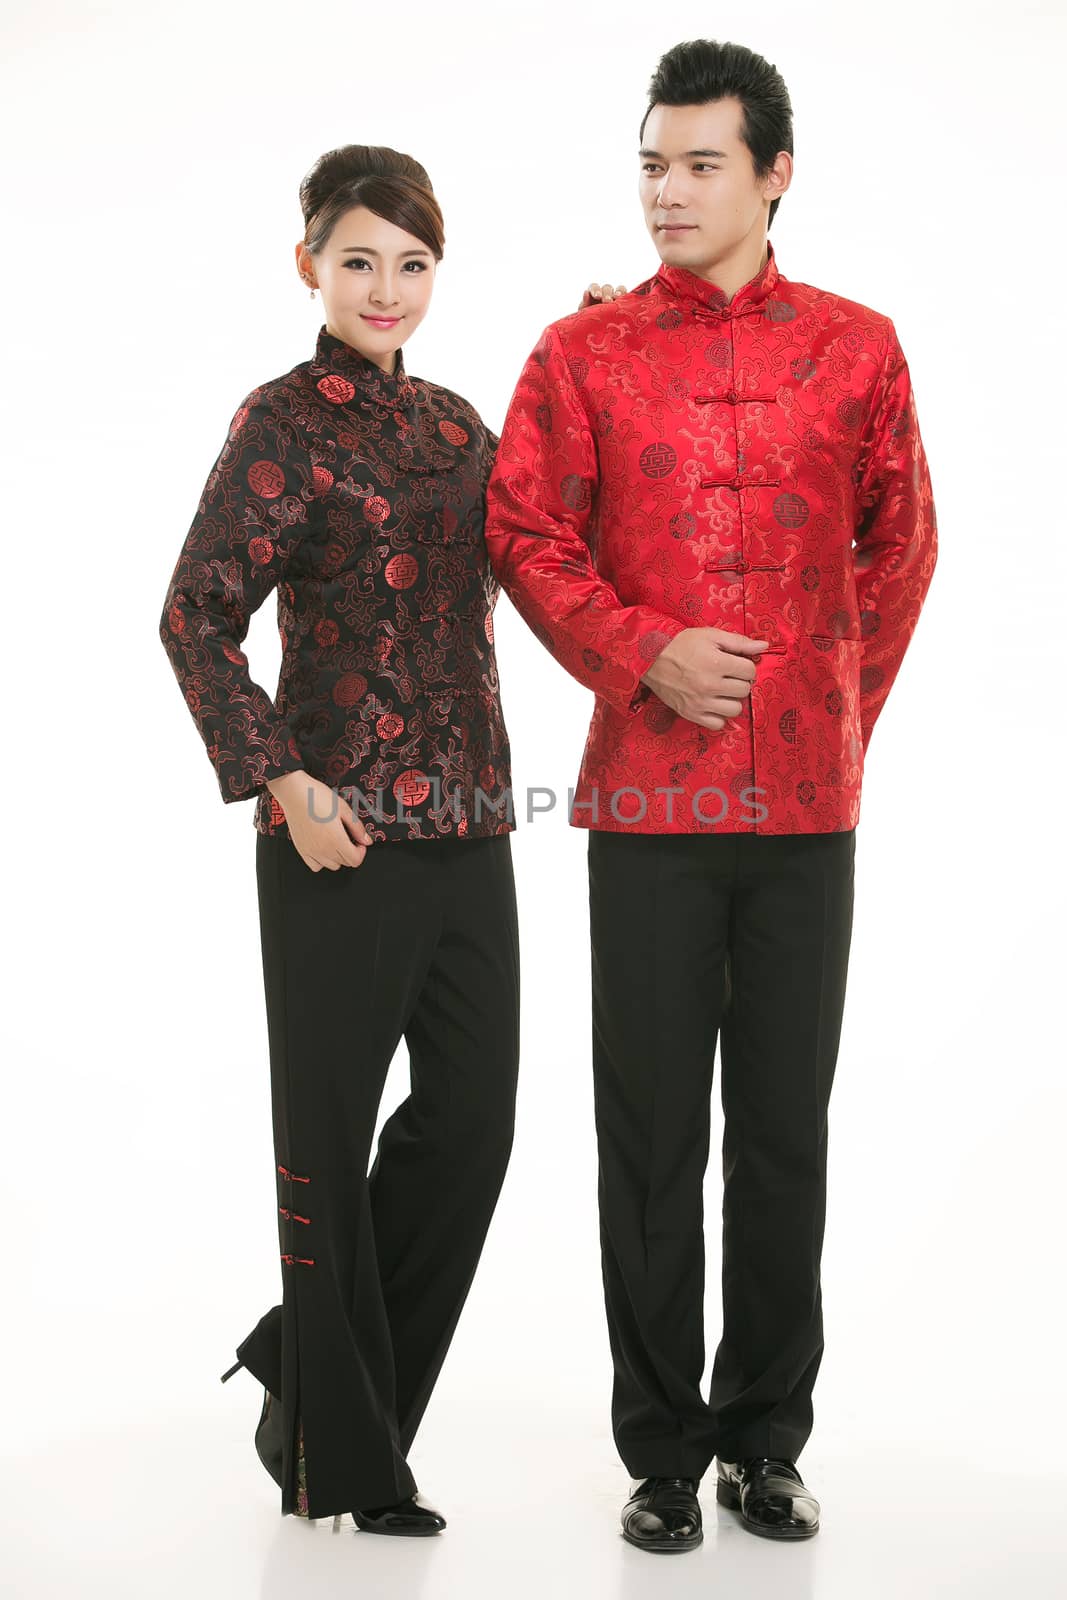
[233,830,520,1520]
[587,827,856,1479]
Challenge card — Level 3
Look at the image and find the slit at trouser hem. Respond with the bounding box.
[250,829,519,1520]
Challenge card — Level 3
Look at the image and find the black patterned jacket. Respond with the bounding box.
[159,327,514,841]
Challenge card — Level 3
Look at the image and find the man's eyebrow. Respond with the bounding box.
[337,245,432,257]
[638,147,729,160]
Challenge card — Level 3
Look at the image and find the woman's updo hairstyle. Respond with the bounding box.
[299,145,445,261]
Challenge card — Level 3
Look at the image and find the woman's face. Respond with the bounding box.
[297,204,437,374]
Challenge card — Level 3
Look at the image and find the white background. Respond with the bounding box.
[3,0,1065,1595]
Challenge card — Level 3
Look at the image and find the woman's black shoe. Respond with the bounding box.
[352,1496,447,1536]
[220,1352,284,1489]
[253,1387,285,1488]
[621,1476,703,1552]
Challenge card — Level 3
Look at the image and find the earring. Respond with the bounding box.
[309,287,316,300]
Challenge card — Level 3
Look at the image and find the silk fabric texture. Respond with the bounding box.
[160,327,514,841]
[483,240,938,834]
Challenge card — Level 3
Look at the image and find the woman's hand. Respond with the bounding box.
[265,770,375,872]
[578,281,627,310]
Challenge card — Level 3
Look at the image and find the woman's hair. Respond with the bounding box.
[299,145,445,260]
[640,40,794,228]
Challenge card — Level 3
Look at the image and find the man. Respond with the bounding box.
[484,38,936,1552]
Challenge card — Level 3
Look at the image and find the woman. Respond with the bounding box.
[160,143,623,1535]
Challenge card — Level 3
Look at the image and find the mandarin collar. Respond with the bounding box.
[653,239,780,316]
[310,325,418,410]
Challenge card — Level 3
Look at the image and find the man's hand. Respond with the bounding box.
[265,769,375,872]
[641,628,770,730]
[579,281,628,310]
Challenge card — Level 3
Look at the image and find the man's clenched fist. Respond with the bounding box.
[641,628,770,730]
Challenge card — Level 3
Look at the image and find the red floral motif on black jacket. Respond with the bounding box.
[160,327,514,841]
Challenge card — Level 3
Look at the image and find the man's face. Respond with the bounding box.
[639,99,783,272]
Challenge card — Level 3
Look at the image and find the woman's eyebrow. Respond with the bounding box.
[337,245,431,257]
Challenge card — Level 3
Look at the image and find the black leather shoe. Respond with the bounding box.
[715,1457,819,1539]
[352,1496,447,1536]
[621,1476,703,1553]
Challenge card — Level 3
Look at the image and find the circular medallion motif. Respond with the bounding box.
[333,672,367,706]
[639,629,673,661]
[774,492,810,529]
[247,460,285,499]
[561,474,591,511]
[385,553,418,589]
[393,768,431,806]
[316,374,356,404]
[645,701,675,734]
[315,371,356,403]
[640,442,678,480]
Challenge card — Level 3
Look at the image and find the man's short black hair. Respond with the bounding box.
[641,39,794,228]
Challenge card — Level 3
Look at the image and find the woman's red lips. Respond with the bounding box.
[361,314,401,326]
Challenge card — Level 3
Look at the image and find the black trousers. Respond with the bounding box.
[234,831,520,1519]
[587,827,856,1479]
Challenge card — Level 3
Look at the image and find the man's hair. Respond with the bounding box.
[640,40,794,228]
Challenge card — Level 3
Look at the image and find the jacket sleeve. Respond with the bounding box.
[484,324,686,716]
[852,324,938,752]
[158,392,315,803]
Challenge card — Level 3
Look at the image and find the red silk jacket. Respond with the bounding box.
[159,327,513,842]
[484,240,937,834]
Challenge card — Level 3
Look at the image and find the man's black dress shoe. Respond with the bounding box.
[715,1457,819,1539]
[621,1476,703,1553]
[352,1496,447,1536]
